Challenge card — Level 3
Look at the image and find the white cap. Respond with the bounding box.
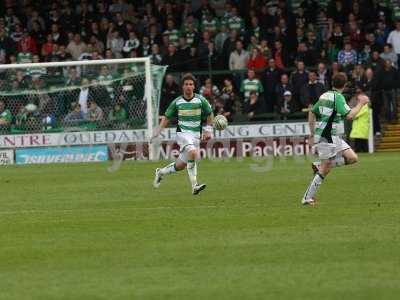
[284,91,292,96]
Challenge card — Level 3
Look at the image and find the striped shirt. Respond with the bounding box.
[240,78,264,100]
[312,91,351,143]
[17,52,32,64]
[227,16,244,32]
[163,29,180,46]
[201,18,219,34]
[165,93,213,138]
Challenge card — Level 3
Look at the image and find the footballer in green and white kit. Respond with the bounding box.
[303,73,369,205]
[152,74,214,195]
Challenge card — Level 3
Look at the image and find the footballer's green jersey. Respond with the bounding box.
[165,93,213,138]
[312,90,351,143]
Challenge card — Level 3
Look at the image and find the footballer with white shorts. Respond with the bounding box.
[302,72,370,205]
[151,73,214,195]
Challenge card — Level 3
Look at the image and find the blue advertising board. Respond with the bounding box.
[16,145,108,165]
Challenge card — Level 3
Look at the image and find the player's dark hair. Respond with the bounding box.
[181,73,196,87]
[332,72,347,89]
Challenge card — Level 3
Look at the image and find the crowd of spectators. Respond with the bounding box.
[0,0,399,134]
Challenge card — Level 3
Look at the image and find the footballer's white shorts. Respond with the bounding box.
[176,132,200,163]
[316,136,351,160]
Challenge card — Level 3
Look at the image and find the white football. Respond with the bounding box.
[213,115,228,131]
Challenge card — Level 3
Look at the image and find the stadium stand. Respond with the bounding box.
[0,0,399,151]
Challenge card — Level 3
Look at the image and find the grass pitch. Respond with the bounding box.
[0,153,399,299]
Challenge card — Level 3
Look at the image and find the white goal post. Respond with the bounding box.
[0,57,166,160]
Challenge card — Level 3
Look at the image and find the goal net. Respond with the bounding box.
[0,58,167,159]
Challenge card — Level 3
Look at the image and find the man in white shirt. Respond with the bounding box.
[78,78,90,116]
[387,20,400,69]
[229,40,249,90]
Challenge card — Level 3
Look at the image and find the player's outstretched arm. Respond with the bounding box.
[202,113,214,141]
[346,94,369,120]
[150,116,169,142]
[308,109,316,145]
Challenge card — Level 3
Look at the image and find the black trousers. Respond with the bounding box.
[371,91,382,134]
[354,138,368,153]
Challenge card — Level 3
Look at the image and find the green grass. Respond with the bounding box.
[1,153,400,299]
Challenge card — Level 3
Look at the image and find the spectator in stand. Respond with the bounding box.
[11,23,24,44]
[41,34,55,58]
[150,44,163,65]
[330,23,344,50]
[222,29,239,68]
[197,32,217,70]
[0,100,12,132]
[245,91,261,120]
[316,62,331,88]
[276,73,293,109]
[176,37,191,71]
[140,36,151,57]
[123,31,140,57]
[219,78,237,122]
[264,58,283,113]
[247,47,266,73]
[246,16,263,44]
[348,21,363,51]
[28,55,47,80]
[201,12,220,36]
[87,99,104,123]
[358,43,371,65]
[227,6,244,34]
[241,69,264,104]
[338,42,357,72]
[200,78,220,106]
[360,67,381,135]
[163,18,180,47]
[367,50,384,71]
[0,27,16,60]
[375,59,398,124]
[67,33,87,60]
[290,60,309,109]
[387,20,400,69]
[90,35,105,55]
[278,90,294,119]
[214,24,229,55]
[247,36,260,53]
[365,32,382,53]
[295,42,315,66]
[160,74,179,115]
[259,39,271,60]
[229,40,249,89]
[17,47,33,64]
[214,96,234,122]
[50,23,67,46]
[273,40,290,69]
[78,78,90,117]
[300,71,326,109]
[30,21,45,48]
[64,102,85,125]
[162,43,180,72]
[350,64,365,88]
[107,30,124,58]
[380,43,398,69]
[108,103,128,127]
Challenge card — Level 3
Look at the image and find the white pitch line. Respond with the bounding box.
[0,204,270,216]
